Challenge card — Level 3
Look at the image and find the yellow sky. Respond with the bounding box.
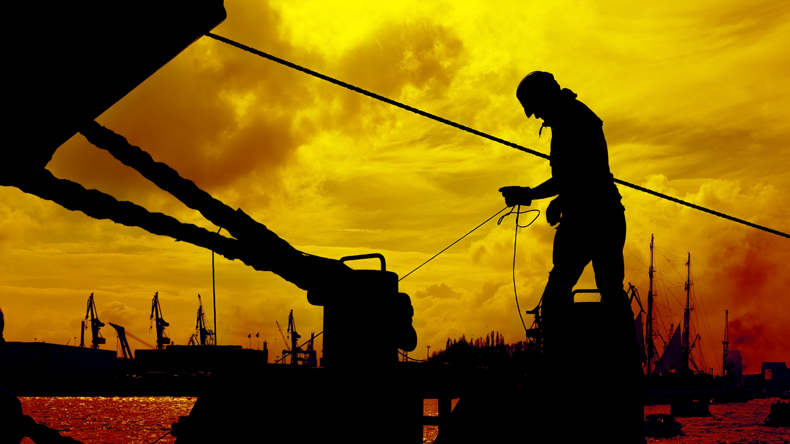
[1,0,788,370]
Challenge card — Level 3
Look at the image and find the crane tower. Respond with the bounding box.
[194,294,215,346]
[150,292,170,350]
[84,293,106,349]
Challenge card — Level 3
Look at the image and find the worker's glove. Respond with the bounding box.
[499,186,532,207]
[546,197,562,226]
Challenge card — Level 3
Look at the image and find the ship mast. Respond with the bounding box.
[722,309,729,376]
[681,252,692,372]
[646,234,656,375]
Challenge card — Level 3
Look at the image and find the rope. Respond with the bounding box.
[498,206,541,337]
[76,122,358,293]
[612,178,786,238]
[205,33,547,161]
[205,33,788,240]
[398,207,510,282]
[396,204,538,336]
[79,121,302,259]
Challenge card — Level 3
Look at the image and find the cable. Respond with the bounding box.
[497,206,541,337]
[204,34,547,160]
[613,179,787,239]
[398,206,510,282]
[204,33,789,240]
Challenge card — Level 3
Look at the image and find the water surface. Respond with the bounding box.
[19,397,790,443]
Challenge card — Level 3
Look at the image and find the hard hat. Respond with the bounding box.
[516,71,560,117]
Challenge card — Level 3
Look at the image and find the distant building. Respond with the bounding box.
[761,362,790,396]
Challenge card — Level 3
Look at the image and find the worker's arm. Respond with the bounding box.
[499,177,559,207]
[529,177,559,200]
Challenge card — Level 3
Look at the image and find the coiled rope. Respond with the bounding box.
[504,206,541,335]
[204,33,788,240]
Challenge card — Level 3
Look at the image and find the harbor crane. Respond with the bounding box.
[276,310,316,366]
[287,309,301,365]
[276,320,290,352]
[149,292,170,350]
[83,293,105,349]
[192,294,215,346]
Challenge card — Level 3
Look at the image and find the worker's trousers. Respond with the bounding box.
[540,205,646,443]
[541,204,627,311]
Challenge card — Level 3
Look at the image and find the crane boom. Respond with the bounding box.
[109,322,134,360]
[276,320,290,351]
[124,329,157,350]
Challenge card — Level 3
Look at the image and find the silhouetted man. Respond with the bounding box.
[501,71,625,312]
[500,71,644,443]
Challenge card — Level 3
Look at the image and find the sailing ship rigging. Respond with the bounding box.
[635,235,714,377]
[632,235,732,403]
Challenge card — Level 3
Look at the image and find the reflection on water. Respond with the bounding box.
[19,397,195,444]
[644,400,790,443]
[18,396,789,443]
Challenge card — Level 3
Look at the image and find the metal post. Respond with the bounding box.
[212,227,221,345]
[682,253,692,371]
[722,310,729,376]
[646,234,655,375]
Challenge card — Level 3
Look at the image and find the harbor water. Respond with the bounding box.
[18,397,789,443]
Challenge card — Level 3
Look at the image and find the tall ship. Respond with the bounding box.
[636,235,730,404]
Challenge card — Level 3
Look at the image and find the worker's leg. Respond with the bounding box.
[541,220,591,317]
[538,221,594,441]
[591,208,646,443]
[590,207,627,306]
[540,220,591,373]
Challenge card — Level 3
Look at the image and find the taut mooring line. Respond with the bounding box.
[204,33,788,240]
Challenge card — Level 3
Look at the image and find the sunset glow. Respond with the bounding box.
[1,0,788,372]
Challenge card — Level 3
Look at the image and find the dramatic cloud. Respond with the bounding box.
[414,282,464,300]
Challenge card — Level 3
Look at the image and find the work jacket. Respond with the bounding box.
[544,89,622,218]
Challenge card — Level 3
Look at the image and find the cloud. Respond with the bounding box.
[729,316,790,372]
[474,280,505,306]
[414,282,463,300]
[102,300,148,327]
